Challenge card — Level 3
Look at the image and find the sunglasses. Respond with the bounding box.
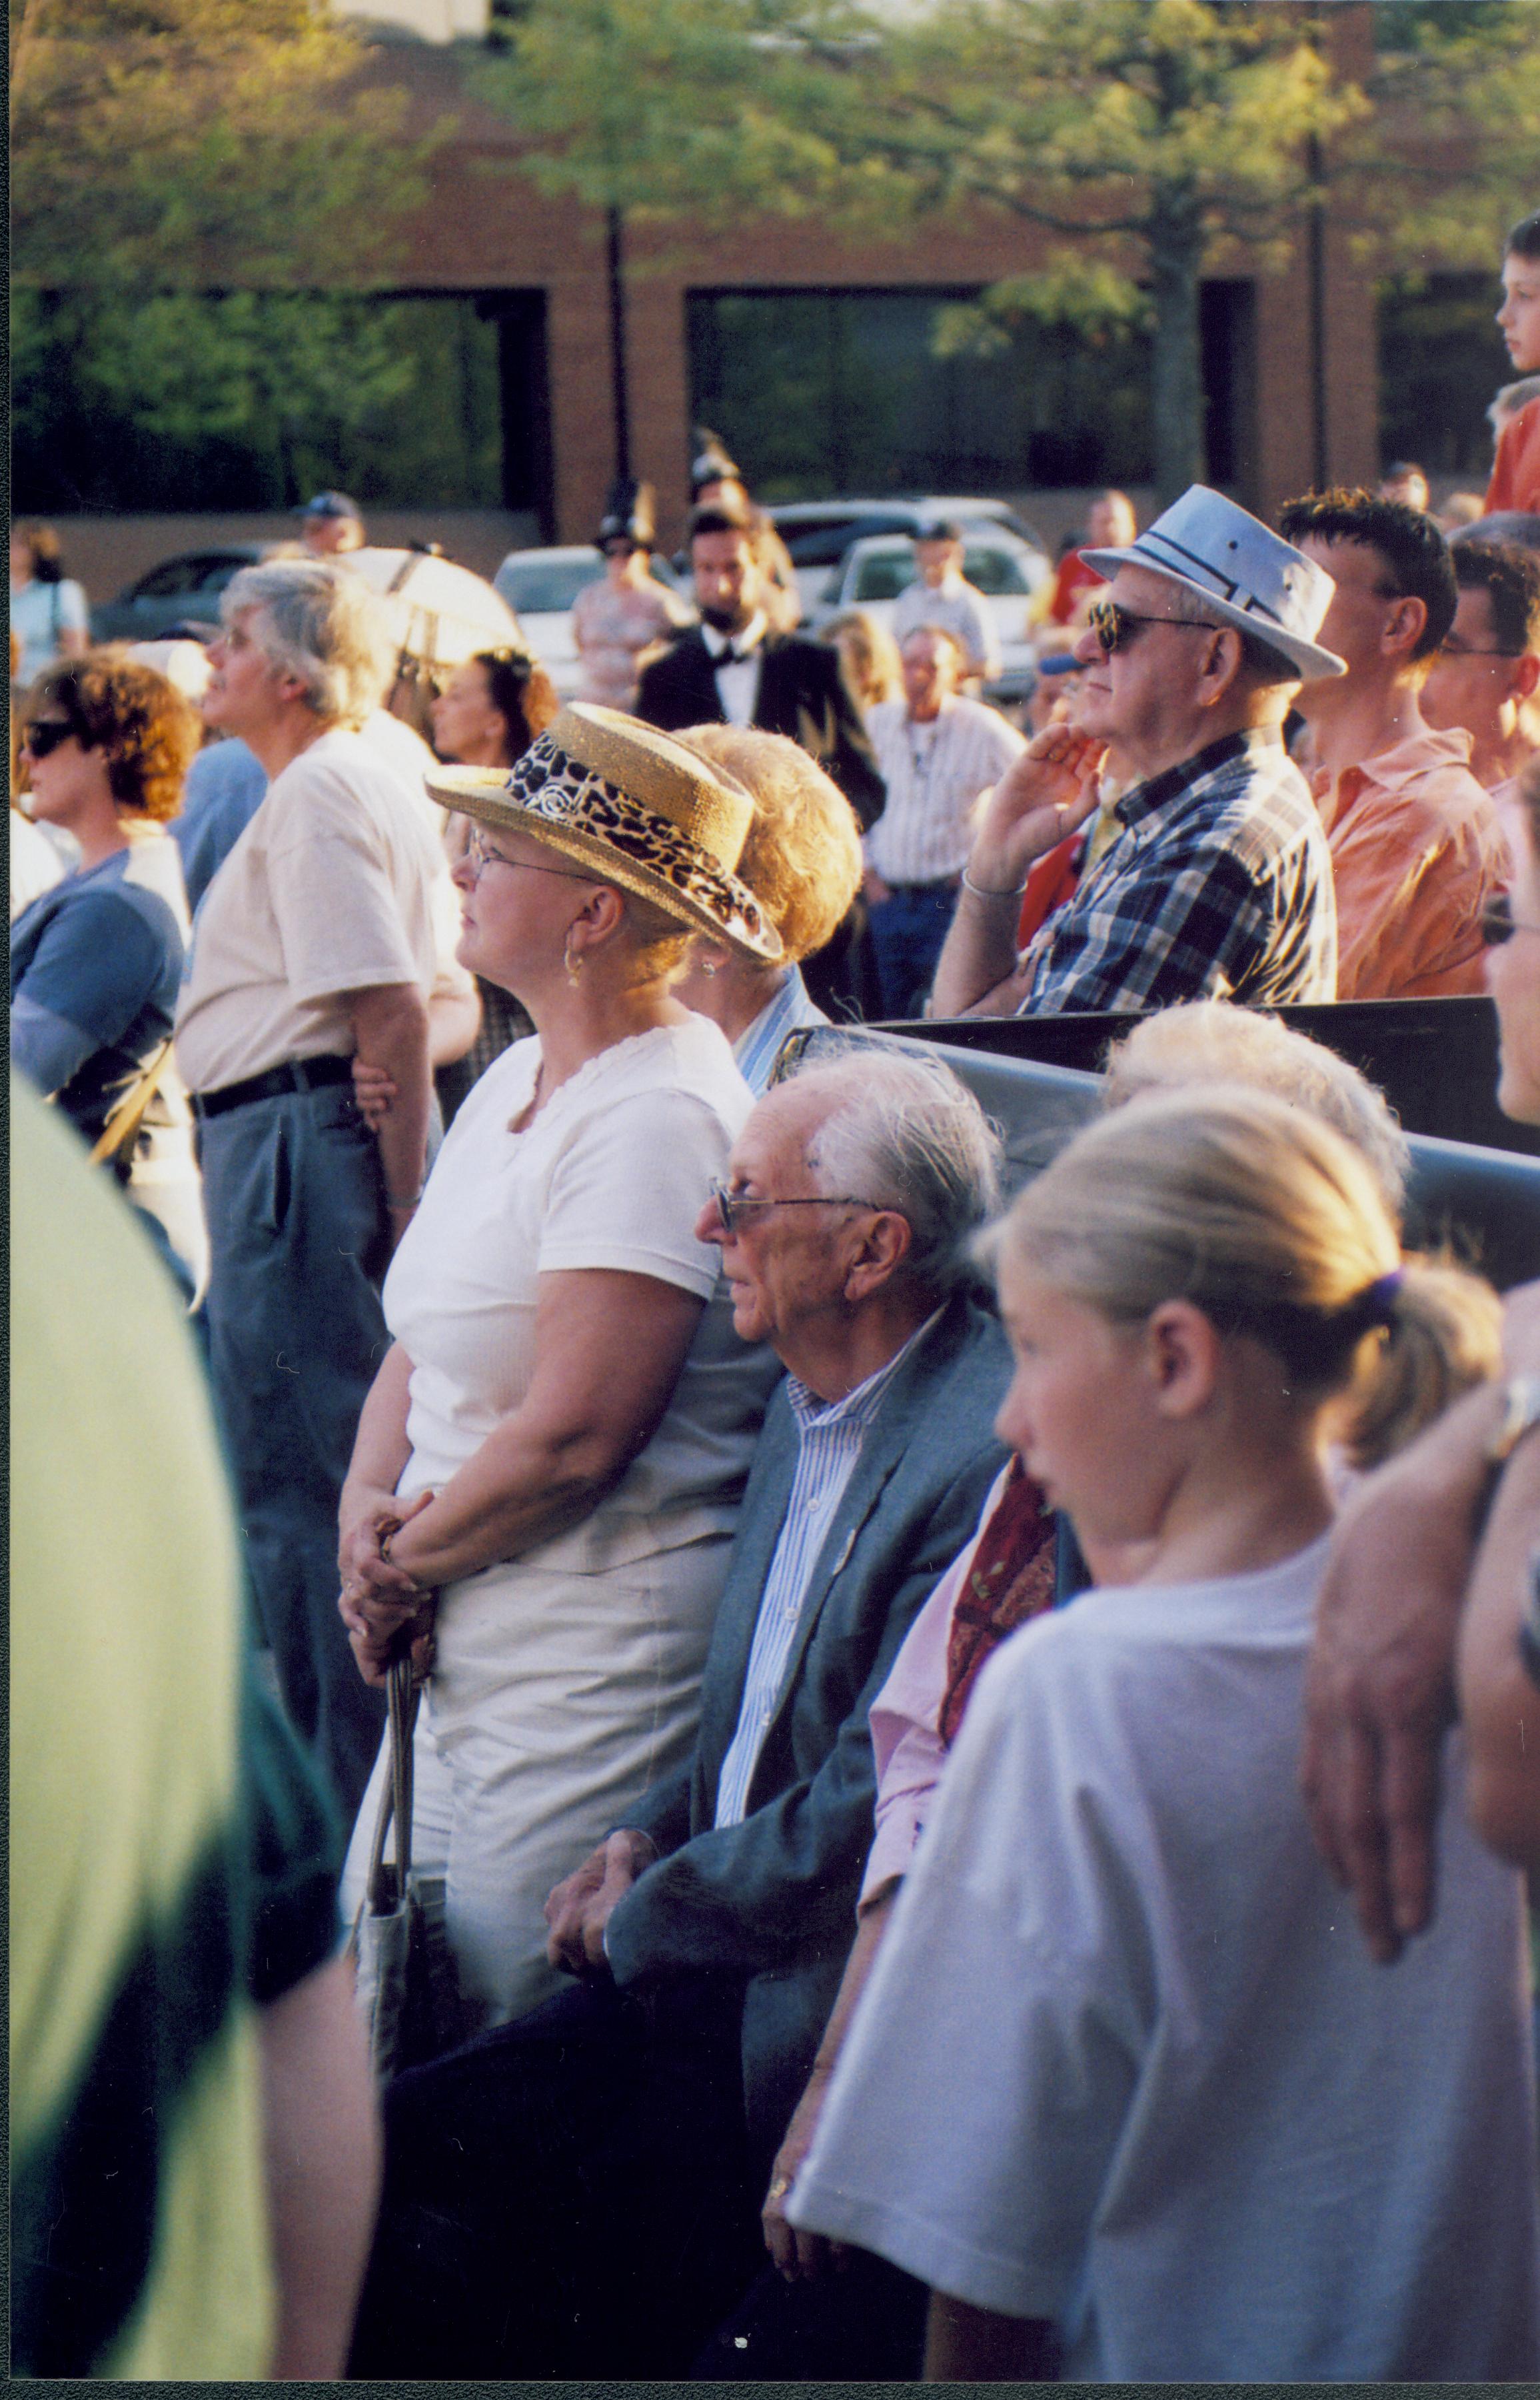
[1481,888,1540,945]
[1087,599,1225,655]
[21,717,80,760]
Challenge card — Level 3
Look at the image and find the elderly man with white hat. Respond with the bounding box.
[932,486,1344,1020]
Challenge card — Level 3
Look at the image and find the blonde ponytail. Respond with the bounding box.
[1339,1257,1504,1469]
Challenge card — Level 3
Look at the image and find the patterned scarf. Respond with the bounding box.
[939,1458,1058,1748]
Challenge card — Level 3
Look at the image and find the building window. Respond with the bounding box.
[11,289,526,515]
[1377,272,1510,481]
[687,287,1155,501]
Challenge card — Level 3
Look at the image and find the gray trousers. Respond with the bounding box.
[199,1081,390,1817]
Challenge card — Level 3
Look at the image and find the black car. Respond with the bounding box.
[91,545,269,644]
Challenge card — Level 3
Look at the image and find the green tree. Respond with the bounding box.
[478,0,1540,503]
[10,0,442,290]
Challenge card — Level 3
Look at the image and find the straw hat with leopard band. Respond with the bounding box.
[426,702,784,963]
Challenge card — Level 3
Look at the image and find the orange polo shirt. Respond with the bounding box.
[1485,395,1540,517]
[1313,724,1509,1000]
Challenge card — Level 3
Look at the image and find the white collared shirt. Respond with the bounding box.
[702,612,768,726]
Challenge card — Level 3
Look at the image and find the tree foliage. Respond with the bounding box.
[10,0,444,290]
[477,0,1540,500]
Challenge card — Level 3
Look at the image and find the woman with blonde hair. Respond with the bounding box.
[338,703,784,2029]
[820,610,904,714]
[788,1086,1537,2382]
[673,724,863,1089]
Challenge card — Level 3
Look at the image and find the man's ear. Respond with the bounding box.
[1197,626,1246,709]
[1383,593,1429,663]
[843,1208,914,1303]
[1511,651,1540,702]
[1143,1298,1221,1418]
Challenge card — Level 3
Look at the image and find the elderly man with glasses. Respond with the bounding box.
[349,1048,1012,2383]
[931,486,1341,1020]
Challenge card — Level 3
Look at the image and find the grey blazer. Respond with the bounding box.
[604,1288,1011,2145]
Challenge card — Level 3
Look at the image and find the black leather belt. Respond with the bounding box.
[192,1053,355,1122]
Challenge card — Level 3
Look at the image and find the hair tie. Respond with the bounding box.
[1358,1268,1405,1327]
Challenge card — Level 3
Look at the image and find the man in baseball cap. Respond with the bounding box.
[299,491,365,558]
[932,483,1343,1020]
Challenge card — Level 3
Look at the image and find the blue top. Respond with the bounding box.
[171,738,269,913]
[11,852,185,1148]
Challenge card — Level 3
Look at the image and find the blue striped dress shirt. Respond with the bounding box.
[731,963,829,1097]
[713,1310,942,1827]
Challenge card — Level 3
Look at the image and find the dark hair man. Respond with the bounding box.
[1487,209,1540,517]
[637,499,885,1014]
[1422,540,1540,802]
[1280,488,1509,1001]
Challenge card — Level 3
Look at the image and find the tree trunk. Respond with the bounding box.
[1148,192,1206,505]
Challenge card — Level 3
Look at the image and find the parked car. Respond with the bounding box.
[812,529,1048,706]
[91,545,269,644]
[770,497,1051,620]
[492,545,687,699]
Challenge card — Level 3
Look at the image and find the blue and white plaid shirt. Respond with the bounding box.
[1014,730,1336,1016]
[713,1311,941,1827]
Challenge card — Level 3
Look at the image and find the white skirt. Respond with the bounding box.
[342,1530,731,2030]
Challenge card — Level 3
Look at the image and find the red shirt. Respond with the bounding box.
[1046,550,1106,626]
[1485,395,1540,516]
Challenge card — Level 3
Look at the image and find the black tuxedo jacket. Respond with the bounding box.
[635,628,886,831]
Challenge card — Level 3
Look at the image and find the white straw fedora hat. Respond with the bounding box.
[426,703,784,963]
[1081,483,1347,681]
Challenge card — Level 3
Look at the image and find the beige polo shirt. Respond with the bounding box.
[175,726,446,1096]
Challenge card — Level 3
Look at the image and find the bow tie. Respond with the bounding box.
[715,636,759,665]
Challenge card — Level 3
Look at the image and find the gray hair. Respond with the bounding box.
[221,560,394,727]
[1150,572,1298,688]
[1102,1000,1410,1216]
[792,1050,1003,1293]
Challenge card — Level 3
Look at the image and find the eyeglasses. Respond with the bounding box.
[708,1180,884,1235]
[1437,638,1521,660]
[20,717,79,760]
[464,828,592,888]
[1481,888,1540,945]
[1086,599,1225,655]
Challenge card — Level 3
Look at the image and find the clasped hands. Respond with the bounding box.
[337,1486,437,1686]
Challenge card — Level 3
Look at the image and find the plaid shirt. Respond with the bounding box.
[1014,730,1336,1015]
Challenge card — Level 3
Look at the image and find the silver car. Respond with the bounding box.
[812,529,1050,706]
[492,545,688,700]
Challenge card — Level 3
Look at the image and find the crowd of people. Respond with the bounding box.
[11,209,1540,2381]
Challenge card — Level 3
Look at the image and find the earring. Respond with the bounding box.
[564,927,584,986]
[700,958,718,980]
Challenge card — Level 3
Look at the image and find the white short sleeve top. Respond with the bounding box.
[383,1015,780,1572]
[789,1537,1540,2381]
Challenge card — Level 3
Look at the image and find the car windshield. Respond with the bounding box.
[495,559,606,614]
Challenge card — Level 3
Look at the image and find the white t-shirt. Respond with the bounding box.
[383,1016,781,1572]
[789,1536,1540,2381]
[174,726,445,1093]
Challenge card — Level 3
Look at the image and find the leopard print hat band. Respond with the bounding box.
[425,703,784,962]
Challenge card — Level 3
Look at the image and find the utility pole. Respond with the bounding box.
[606,203,632,481]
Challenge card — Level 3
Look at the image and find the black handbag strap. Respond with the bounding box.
[365,1658,420,1913]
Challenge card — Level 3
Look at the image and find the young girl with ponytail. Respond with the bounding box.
[786,1086,1539,2382]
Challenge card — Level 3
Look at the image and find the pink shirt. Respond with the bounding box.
[860,1464,1012,1909]
[1313,723,1509,999]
